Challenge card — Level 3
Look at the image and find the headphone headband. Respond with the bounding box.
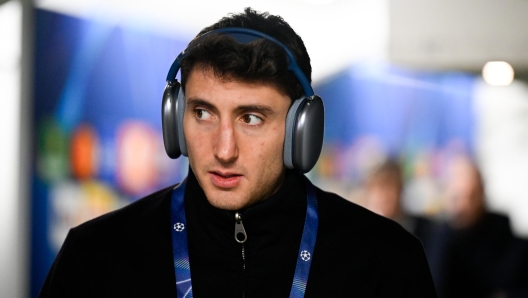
[165,27,314,97]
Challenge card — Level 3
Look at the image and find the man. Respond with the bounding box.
[40,8,436,297]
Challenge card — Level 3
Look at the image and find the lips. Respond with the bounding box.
[209,171,243,189]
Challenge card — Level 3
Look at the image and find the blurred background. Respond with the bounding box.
[1,0,528,297]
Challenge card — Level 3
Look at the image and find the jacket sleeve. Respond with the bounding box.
[376,236,437,298]
[39,228,93,297]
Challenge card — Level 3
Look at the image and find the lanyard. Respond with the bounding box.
[170,176,319,298]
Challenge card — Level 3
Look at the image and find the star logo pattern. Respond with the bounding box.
[300,250,311,262]
[174,222,185,232]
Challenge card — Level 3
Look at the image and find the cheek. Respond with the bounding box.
[242,135,284,171]
[184,126,211,158]
[258,130,284,155]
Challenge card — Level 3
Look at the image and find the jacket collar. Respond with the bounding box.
[184,168,307,249]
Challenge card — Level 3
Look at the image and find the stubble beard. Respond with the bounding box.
[191,161,286,211]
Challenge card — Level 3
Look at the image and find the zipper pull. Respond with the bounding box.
[234,212,247,244]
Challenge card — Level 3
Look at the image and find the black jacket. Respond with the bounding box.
[40,170,436,297]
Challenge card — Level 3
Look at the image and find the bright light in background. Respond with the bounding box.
[482,61,514,86]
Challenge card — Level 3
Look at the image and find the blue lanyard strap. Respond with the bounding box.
[170,176,319,298]
[170,178,193,298]
[289,178,319,298]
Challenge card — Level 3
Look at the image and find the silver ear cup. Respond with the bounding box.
[284,97,306,169]
[162,82,182,159]
[292,95,324,173]
[175,87,188,156]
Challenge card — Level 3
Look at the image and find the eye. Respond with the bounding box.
[241,114,263,126]
[195,109,212,120]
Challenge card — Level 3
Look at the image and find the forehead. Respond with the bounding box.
[184,68,291,108]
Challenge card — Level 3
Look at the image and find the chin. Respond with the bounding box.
[204,190,248,211]
[208,200,242,211]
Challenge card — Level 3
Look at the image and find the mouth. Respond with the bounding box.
[209,171,243,189]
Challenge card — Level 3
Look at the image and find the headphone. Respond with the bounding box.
[162,27,324,173]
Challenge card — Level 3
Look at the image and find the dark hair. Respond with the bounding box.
[180,7,311,100]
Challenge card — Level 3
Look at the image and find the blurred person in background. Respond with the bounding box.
[432,155,528,298]
[365,159,436,254]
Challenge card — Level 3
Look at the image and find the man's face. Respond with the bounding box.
[444,157,485,229]
[365,182,402,220]
[183,68,291,211]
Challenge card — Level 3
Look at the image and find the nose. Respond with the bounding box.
[213,121,238,164]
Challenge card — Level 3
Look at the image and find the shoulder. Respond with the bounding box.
[58,183,176,260]
[40,184,178,295]
[315,187,417,247]
[71,183,175,238]
[485,212,512,232]
[314,186,427,268]
[310,186,436,297]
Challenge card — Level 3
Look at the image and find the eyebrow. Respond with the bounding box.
[187,98,276,115]
[236,104,275,115]
[186,98,216,111]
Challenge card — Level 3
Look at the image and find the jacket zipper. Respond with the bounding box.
[235,212,247,296]
[234,212,247,265]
